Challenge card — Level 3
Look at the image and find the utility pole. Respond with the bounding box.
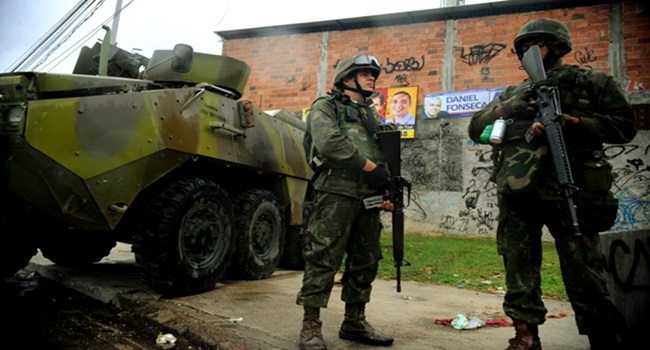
[110,0,123,45]
[442,0,463,7]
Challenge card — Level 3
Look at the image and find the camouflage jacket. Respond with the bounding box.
[304,90,396,199]
[468,64,637,197]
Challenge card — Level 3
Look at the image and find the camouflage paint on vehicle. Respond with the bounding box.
[0,42,312,294]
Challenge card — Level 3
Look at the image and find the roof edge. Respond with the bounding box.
[215,0,619,40]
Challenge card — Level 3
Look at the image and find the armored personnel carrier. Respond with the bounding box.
[0,41,312,296]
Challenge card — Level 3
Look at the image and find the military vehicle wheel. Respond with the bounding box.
[229,189,285,280]
[134,178,235,296]
[279,201,315,270]
[39,230,116,266]
[1,197,39,278]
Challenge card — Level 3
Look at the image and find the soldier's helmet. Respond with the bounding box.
[333,54,381,86]
[514,18,572,60]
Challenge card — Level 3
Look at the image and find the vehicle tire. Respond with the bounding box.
[1,196,39,279]
[279,201,315,270]
[133,178,235,296]
[228,189,285,280]
[39,230,116,266]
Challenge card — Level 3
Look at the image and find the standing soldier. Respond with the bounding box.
[296,54,396,350]
[468,18,637,349]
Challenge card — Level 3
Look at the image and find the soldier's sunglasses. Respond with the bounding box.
[354,54,380,68]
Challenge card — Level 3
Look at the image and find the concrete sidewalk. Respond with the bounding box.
[27,243,590,350]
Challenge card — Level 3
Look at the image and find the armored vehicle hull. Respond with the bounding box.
[1,43,312,296]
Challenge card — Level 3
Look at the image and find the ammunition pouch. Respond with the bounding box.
[572,191,619,233]
[503,119,534,142]
[573,152,614,195]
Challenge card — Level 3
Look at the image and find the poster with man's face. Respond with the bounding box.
[370,88,388,121]
[424,88,504,119]
[424,95,450,119]
[386,86,418,139]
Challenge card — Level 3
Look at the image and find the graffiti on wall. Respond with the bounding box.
[380,55,426,86]
[603,236,650,292]
[574,47,598,66]
[387,117,466,231]
[463,139,650,235]
[394,74,410,85]
[284,74,313,91]
[382,56,425,74]
[460,43,506,66]
[462,144,499,235]
[633,81,646,91]
[607,143,650,231]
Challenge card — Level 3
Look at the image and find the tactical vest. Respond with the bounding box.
[304,94,385,173]
[495,65,600,194]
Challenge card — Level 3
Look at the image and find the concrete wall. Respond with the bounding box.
[403,110,650,238]
[600,229,650,342]
[219,1,650,237]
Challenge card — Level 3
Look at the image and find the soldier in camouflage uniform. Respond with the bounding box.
[468,19,637,350]
[296,54,397,350]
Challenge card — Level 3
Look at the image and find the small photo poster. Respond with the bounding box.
[386,86,418,139]
[424,88,504,119]
[370,88,388,122]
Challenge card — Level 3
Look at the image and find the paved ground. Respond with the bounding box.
[27,243,591,350]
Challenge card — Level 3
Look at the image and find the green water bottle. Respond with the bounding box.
[479,124,493,143]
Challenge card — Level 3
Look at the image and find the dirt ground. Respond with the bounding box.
[1,269,205,350]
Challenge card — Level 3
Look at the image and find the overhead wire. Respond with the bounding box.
[214,0,230,49]
[40,0,136,73]
[6,0,92,72]
[8,0,136,73]
[31,0,107,71]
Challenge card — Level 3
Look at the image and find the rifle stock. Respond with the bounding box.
[376,130,411,292]
[522,45,582,236]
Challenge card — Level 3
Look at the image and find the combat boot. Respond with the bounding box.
[299,307,327,350]
[506,320,542,350]
[588,330,622,350]
[338,303,393,346]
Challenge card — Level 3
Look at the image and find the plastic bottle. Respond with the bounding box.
[479,124,494,143]
[489,118,506,144]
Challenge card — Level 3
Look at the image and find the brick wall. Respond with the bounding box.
[223,2,648,114]
[220,1,650,236]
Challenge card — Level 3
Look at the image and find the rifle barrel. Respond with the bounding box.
[523,45,582,237]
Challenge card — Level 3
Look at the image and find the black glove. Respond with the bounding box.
[500,93,536,119]
[533,77,559,91]
[366,164,391,188]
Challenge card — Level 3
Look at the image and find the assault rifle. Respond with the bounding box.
[364,130,411,292]
[522,45,582,236]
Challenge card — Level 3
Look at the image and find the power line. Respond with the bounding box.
[42,0,136,73]
[7,0,94,72]
[32,0,105,71]
[8,0,135,73]
[31,0,107,71]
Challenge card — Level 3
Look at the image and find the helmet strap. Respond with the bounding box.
[341,78,373,98]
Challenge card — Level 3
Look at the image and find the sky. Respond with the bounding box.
[0,0,503,73]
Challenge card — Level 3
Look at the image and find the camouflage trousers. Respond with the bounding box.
[497,192,627,335]
[296,190,383,308]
